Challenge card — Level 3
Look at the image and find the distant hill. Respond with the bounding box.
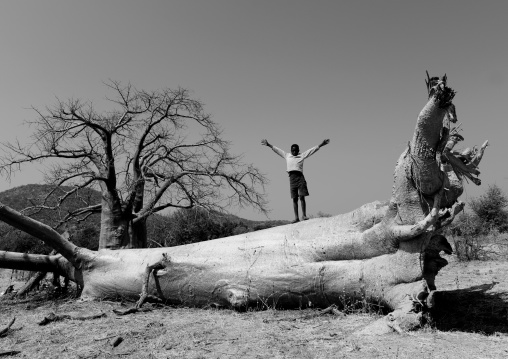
[0,183,101,213]
[0,184,290,252]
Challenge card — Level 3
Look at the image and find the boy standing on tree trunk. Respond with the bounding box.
[261,139,330,223]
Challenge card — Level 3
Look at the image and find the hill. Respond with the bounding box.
[0,184,289,252]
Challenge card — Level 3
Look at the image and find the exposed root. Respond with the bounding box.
[112,307,153,316]
[38,312,106,326]
[263,304,345,323]
[0,350,21,357]
[0,318,15,337]
[136,257,168,309]
[1,285,14,297]
[16,271,47,297]
[318,304,345,316]
[111,254,171,316]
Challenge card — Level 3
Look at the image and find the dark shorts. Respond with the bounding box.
[289,171,309,198]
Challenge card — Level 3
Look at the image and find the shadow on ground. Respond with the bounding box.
[430,282,508,334]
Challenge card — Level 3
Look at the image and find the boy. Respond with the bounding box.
[261,139,330,223]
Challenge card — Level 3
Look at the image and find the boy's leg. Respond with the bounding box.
[292,197,300,223]
[300,196,308,220]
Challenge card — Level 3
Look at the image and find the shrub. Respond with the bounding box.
[470,184,508,233]
[445,185,508,261]
[145,209,289,248]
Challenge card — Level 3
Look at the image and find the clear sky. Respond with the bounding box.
[0,1,507,221]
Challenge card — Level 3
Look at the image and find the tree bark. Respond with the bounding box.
[98,191,147,249]
[0,74,488,333]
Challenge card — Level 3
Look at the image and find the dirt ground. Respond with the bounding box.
[1,255,507,359]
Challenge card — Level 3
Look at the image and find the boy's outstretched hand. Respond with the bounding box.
[320,139,330,147]
[261,139,270,147]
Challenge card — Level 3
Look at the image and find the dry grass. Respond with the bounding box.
[1,257,508,358]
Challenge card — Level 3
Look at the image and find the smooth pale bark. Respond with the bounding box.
[80,212,431,311]
[0,75,488,334]
[98,192,148,250]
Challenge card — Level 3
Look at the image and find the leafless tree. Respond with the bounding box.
[0,81,267,249]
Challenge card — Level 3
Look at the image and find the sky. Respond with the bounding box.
[0,1,507,221]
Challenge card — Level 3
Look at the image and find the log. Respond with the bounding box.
[0,73,489,334]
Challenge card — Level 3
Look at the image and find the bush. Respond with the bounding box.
[446,185,508,261]
[146,209,289,248]
[146,209,241,247]
[470,184,508,232]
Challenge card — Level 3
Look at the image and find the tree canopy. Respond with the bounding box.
[0,81,268,248]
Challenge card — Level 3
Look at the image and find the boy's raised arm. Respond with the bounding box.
[262,139,285,158]
[300,139,330,159]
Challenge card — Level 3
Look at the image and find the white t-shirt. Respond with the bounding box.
[271,145,320,173]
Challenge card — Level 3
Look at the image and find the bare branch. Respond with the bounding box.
[0,81,267,249]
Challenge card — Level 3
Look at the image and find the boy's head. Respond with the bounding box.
[291,144,299,156]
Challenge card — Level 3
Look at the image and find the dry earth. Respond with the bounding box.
[1,255,507,359]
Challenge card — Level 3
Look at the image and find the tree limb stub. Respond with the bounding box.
[0,318,15,337]
[136,255,169,309]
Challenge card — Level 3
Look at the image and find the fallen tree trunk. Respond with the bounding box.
[0,73,488,333]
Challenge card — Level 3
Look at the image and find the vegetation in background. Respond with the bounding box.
[446,184,508,260]
[0,184,287,253]
[470,184,508,232]
[0,184,101,254]
[147,207,289,248]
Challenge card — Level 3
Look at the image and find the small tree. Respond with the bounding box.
[470,184,508,232]
[0,81,267,249]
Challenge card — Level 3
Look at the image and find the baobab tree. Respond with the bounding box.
[0,81,267,249]
[0,74,489,333]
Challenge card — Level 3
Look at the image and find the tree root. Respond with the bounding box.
[0,350,21,357]
[38,312,106,326]
[0,318,15,337]
[264,305,345,323]
[16,247,71,297]
[16,271,47,297]
[1,284,14,296]
[317,304,345,317]
[112,307,153,316]
[111,254,171,316]
[136,254,170,309]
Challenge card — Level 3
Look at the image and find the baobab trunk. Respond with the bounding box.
[78,201,442,312]
[98,191,147,249]
[0,74,488,333]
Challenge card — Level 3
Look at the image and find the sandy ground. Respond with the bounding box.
[1,256,507,359]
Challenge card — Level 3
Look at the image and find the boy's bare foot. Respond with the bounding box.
[302,216,309,221]
[291,219,300,223]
